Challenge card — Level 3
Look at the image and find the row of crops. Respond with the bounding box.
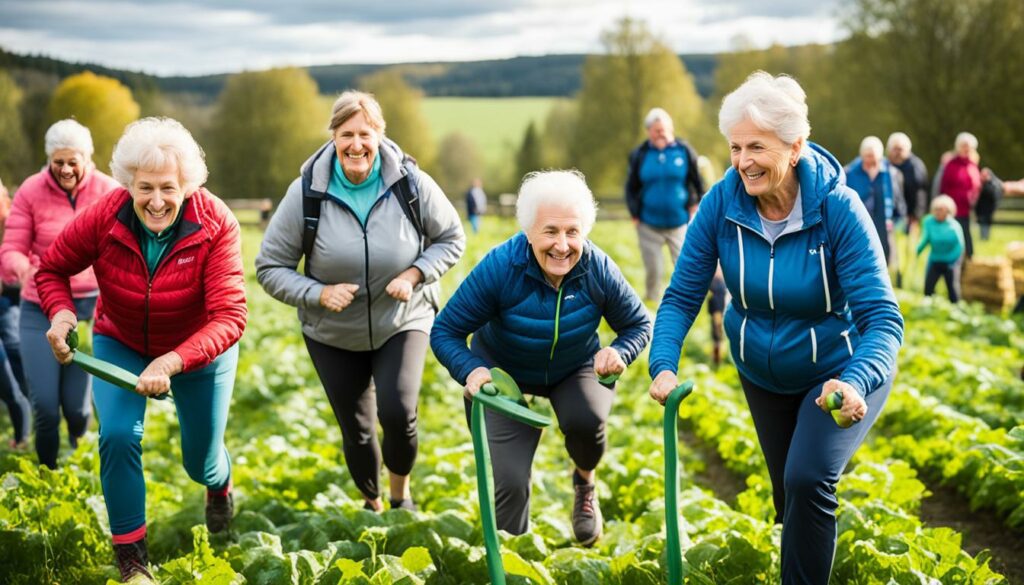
[1,221,1022,584]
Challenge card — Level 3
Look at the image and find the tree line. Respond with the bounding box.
[2,0,1022,203]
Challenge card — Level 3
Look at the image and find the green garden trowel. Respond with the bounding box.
[471,367,551,585]
[67,330,170,401]
[663,381,695,585]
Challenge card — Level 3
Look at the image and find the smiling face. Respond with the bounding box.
[526,203,585,288]
[130,163,187,233]
[49,148,88,192]
[333,113,381,184]
[728,118,802,199]
[647,118,674,150]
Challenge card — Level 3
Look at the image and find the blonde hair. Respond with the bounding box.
[931,194,957,216]
[328,91,386,134]
[110,117,208,194]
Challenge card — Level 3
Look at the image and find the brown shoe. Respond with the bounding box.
[572,481,603,546]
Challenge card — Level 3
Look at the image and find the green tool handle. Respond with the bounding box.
[471,386,552,585]
[597,372,620,384]
[825,390,853,428]
[67,330,169,401]
[664,381,694,585]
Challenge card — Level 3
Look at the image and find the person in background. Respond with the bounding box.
[939,132,981,259]
[625,107,705,301]
[0,119,119,468]
[975,168,1003,241]
[886,132,930,229]
[431,170,651,545]
[0,177,29,449]
[648,72,903,584]
[845,136,906,268]
[256,91,465,513]
[916,195,964,302]
[465,177,488,234]
[37,117,247,582]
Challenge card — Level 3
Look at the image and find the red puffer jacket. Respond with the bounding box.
[35,187,247,372]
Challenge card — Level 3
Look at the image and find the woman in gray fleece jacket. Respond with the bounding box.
[256,91,465,511]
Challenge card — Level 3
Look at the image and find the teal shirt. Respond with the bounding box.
[916,214,964,264]
[328,152,382,226]
[138,213,183,275]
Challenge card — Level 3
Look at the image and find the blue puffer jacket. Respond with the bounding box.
[649,142,903,396]
[431,232,651,387]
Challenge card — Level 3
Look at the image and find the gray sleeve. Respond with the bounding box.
[411,170,466,285]
[255,177,325,308]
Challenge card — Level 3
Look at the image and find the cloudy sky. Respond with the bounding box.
[0,0,844,77]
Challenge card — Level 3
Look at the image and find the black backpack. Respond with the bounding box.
[300,142,425,277]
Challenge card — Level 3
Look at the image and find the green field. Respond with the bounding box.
[422,97,562,168]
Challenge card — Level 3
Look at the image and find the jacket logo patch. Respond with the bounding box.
[674,157,684,166]
[808,248,819,255]
[178,256,196,265]
[563,294,575,300]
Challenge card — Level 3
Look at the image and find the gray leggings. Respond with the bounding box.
[464,365,615,535]
[21,298,96,468]
[304,331,429,500]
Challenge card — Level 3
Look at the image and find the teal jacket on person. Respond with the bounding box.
[916,214,964,265]
[430,232,651,387]
[649,142,904,397]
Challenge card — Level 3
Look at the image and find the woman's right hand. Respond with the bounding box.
[320,283,359,312]
[648,370,679,405]
[45,309,78,365]
[464,367,492,400]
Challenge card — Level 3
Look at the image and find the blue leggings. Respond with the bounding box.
[92,334,237,539]
[740,374,893,585]
[21,299,95,468]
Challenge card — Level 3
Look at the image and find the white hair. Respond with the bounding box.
[955,132,978,151]
[931,194,957,216]
[516,170,597,236]
[860,136,884,160]
[110,117,208,194]
[644,107,672,129]
[45,119,94,160]
[718,71,810,150]
[886,132,912,152]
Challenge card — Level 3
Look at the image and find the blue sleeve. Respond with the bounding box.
[597,253,652,364]
[828,189,904,396]
[429,249,502,385]
[648,185,722,378]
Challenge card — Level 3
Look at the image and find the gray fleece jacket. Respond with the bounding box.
[256,138,465,351]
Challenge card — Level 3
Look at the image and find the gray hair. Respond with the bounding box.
[931,194,957,216]
[516,170,598,236]
[329,90,386,134]
[718,71,810,150]
[955,132,978,151]
[644,107,672,129]
[886,132,912,152]
[110,117,208,194]
[45,119,94,160]
[860,136,884,160]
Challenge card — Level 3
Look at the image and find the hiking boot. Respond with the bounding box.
[114,538,153,583]
[205,484,234,534]
[572,476,603,546]
[389,498,417,511]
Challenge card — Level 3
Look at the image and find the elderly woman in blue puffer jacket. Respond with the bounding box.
[431,170,651,547]
[648,72,904,585]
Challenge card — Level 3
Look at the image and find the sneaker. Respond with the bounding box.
[114,538,154,583]
[205,485,234,534]
[572,479,603,546]
[389,498,417,511]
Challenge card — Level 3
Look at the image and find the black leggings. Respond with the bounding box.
[463,365,615,535]
[924,259,962,302]
[304,331,429,500]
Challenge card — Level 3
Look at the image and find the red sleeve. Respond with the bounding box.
[173,211,248,372]
[968,164,982,204]
[34,199,107,319]
[0,185,36,284]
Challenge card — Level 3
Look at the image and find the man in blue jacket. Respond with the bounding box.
[625,108,705,301]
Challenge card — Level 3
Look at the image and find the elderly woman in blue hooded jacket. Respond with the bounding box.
[647,72,904,585]
[431,170,651,547]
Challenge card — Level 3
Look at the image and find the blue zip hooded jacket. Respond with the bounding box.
[649,142,903,396]
[431,232,652,387]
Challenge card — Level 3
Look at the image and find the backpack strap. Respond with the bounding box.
[300,141,334,278]
[391,156,426,250]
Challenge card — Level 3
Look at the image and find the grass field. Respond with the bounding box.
[422,97,562,168]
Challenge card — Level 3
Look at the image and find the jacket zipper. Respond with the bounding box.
[544,284,565,385]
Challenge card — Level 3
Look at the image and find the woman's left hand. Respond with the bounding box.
[136,352,183,397]
[815,379,868,423]
[593,347,625,378]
